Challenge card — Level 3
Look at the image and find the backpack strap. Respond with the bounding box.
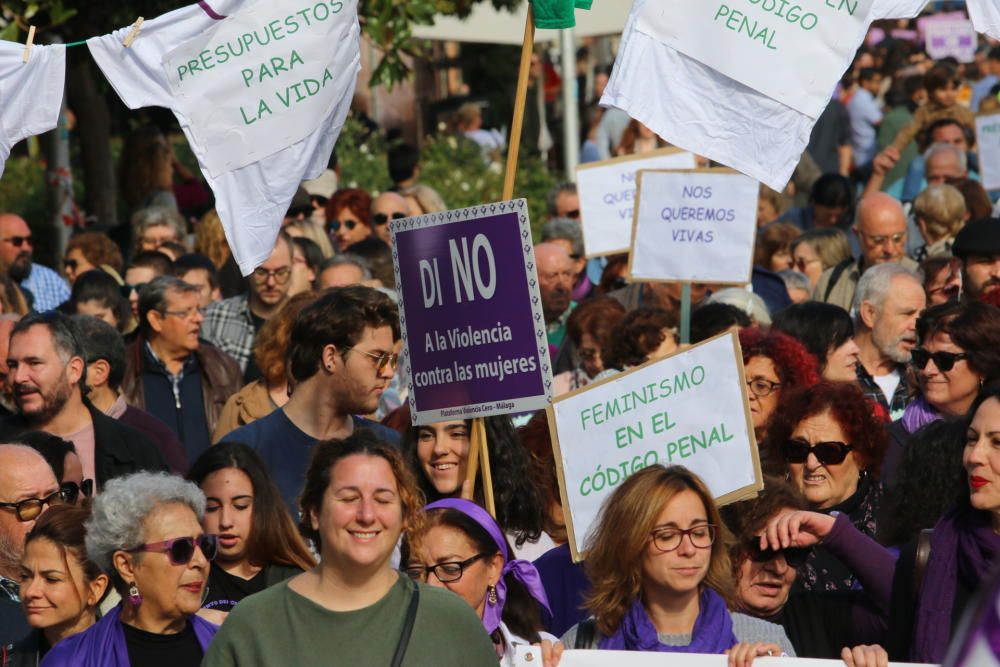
[575,617,598,649]
[914,528,934,593]
[390,584,420,667]
[823,257,855,303]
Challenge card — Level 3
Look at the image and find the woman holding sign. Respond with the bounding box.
[561,466,795,665]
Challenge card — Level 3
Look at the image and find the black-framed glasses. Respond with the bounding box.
[121,282,148,298]
[650,524,717,553]
[2,235,32,248]
[563,209,580,220]
[60,480,94,505]
[372,212,407,226]
[746,377,781,398]
[127,535,218,566]
[329,220,358,232]
[0,490,69,522]
[63,258,78,271]
[403,553,490,583]
[744,538,810,568]
[345,347,399,373]
[250,266,292,285]
[161,307,207,320]
[911,348,969,372]
[782,439,853,466]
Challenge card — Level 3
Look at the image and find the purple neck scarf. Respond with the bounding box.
[914,508,1000,663]
[598,587,737,653]
[900,396,941,435]
[424,498,551,635]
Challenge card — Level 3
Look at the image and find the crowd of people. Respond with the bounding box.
[2,16,1000,667]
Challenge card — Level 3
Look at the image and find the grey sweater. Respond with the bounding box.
[561,612,797,656]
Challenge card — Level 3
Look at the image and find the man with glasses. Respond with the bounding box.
[221,286,402,511]
[0,444,61,648]
[202,232,294,382]
[123,277,240,462]
[370,191,409,246]
[0,213,70,312]
[814,193,919,311]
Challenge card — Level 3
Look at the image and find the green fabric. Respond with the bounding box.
[202,574,498,667]
[532,0,593,29]
[876,106,918,190]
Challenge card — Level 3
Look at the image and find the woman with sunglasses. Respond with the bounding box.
[562,466,794,666]
[764,382,887,593]
[402,498,557,665]
[203,430,498,666]
[325,188,373,251]
[724,480,890,662]
[884,300,1000,485]
[187,442,315,623]
[11,505,109,666]
[42,472,218,667]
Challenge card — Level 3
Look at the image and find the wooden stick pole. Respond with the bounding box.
[462,419,483,502]
[503,8,536,200]
[476,419,496,517]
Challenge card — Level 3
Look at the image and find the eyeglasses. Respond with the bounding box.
[746,377,781,398]
[782,439,853,466]
[59,480,94,505]
[127,535,218,566]
[161,307,207,320]
[0,490,69,522]
[2,235,32,248]
[650,524,717,553]
[121,282,148,298]
[744,538,811,568]
[63,258,78,271]
[793,257,820,271]
[911,348,969,372]
[563,209,580,220]
[859,231,906,247]
[250,266,292,285]
[372,212,408,226]
[329,220,358,232]
[403,553,490,583]
[345,347,399,373]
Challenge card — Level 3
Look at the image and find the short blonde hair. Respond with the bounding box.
[790,228,852,271]
[193,209,231,269]
[913,183,966,243]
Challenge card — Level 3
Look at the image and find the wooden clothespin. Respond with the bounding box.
[21,26,35,64]
[123,17,144,48]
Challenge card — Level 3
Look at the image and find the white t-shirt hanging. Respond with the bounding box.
[601,0,927,191]
[0,41,65,179]
[968,0,1000,40]
[87,0,360,275]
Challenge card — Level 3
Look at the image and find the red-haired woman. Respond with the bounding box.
[325,188,373,251]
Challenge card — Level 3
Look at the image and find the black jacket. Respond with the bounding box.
[0,399,167,486]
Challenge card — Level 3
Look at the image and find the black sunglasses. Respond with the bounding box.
[63,258,78,270]
[121,282,148,298]
[911,348,969,372]
[60,479,94,504]
[745,539,811,568]
[2,235,32,248]
[372,212,408,226]
[782,439,853,466]
[329,220,358,232]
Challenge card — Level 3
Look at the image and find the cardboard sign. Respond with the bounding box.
[515,652,937,667]
[925,18,977,63]
[976,112,1000,191]
[164,0,358,177]
[627,169,758,284]
[391,200,553,426]
[548,332,762,561]
[636,0,873,118]
[576,148,698,257]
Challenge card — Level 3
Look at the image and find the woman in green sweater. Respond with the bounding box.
[202,429,498,667]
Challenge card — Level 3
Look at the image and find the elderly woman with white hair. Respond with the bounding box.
[912,183,967,261]
[41,472,218,667]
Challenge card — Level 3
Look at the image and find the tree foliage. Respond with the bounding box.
[0,0,524,85]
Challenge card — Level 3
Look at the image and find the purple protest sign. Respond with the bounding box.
[390,199,553,425]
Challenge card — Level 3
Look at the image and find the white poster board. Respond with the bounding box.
[548,332,762,561]
[976,112,1000,191]
[513,650,937,667]
[636,0,874,118]
[577,148,697,257]
[163,0,358,177]
[925,18,978,64]
[627,169,758,285]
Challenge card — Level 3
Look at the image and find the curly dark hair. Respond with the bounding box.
[876,419,966,547]
[916,300,1000,383]
[401,414,544,547]
[721,477,807,567]
[565,296,626,348]
[771,302,854,375]
[739,327,821,389]
[602,307,678,370]
[763,382,888,479]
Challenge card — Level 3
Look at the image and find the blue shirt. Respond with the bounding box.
[19,263,69,312]
[221,409,401,514]
[847,88,882,166]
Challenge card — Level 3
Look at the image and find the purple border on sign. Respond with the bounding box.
[391,199,553,425]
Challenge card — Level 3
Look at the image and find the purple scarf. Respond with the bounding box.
[900,396,941,435]
[40,605,217,667]
[598,587,737,653]
[913,508,1000,663]
[948,564,1000,666]
[424,499,551,635]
